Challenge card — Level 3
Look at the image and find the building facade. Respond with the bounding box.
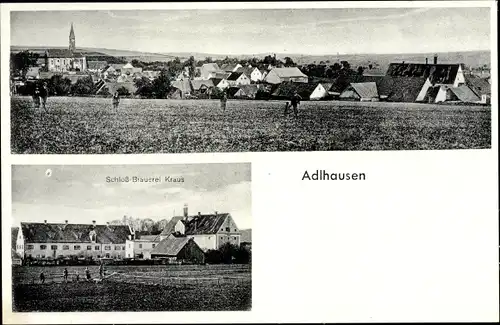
[45,24,87,72]
[16,221,133,261]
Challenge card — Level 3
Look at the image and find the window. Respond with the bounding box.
[27,245,34,250]
[152,244,156,248]
[97,255,101,258]
[51,245,58,250]
[36,254,41,258]
[105,254,110,258]
[41,254,46,258]
[115,246,120,250]
[87,246,92,250]
[95,246,99,250]
[234,229,237,232]
[139,244,142,249]
[63,245,69,250]
[40,245,47,250]
[74,245,81,250]
[226,227,230,232]
[128,244,131,248]
[105,246,111,250]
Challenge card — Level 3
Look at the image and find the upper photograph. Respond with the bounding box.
[9,7,492,154]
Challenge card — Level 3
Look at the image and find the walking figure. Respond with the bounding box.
[85,267,91,282]
[112,91,120,109]
[99,263,104,278]
[220,90,228,111]
[75,271,80,282]
[32,84,41,109]
[290,91,302,118]
[40,82,49,110]
[40,271,45,284]
[63,268,69,283]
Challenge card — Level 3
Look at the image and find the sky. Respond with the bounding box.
[11,164,252,229]
[10,7,491,55]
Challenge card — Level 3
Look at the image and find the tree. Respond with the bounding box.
[99,86,111,97]
[205,57,213,63]
[70,76,95,95]
[357,66,365,75]
[116,86,130,96]
[11,51,40,77]
[134,76,154,98]
[340,60,351,70]
[48,75,72,96]
[185,56,196,80]
[151,69,172,99]
[284,57,295,67]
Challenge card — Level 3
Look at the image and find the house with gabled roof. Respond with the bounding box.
[264,67,308,84]
[199,63,221,80]
[150,234,205,264]
[159,205,241,251]
[211,77,230,90]
[340,82,379,101]
[237,67,264,82]
[16,220,134,261]
[125,234,160,259]
[227,72,251,86]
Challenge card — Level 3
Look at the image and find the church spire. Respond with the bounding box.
[69,23,76,54]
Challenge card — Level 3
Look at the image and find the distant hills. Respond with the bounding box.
[11,45,490,69]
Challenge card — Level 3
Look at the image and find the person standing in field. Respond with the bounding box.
[75,270,80,282]
[85,267,91,282]
[63,268,69,283]
[32,84,41,109]
[290,91,302,118]
[40,271,45,284]
[112,91,120,109]
[40,82,49,110]
[99,263,104,278]
[220,89,228,111]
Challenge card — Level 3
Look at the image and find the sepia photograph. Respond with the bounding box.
[10,163,252,312]
[8,6,492,154]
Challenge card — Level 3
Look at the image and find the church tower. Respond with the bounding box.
[69,23,76,54]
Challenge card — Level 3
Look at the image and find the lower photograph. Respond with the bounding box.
[11,163,252,312]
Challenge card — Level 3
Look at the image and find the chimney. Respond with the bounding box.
[425,58,428,65]
[402,61,405,64]
[65,220,68,224]
[433,54,438,65]
[183,204,188,218]
[215,211,218,216]
[198,212,201,217]
[44,220,47,224]
[92,220,96,226]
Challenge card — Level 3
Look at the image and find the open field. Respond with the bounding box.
[12,264,251,311]
[11,96,491,153]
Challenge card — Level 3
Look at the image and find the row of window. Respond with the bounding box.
[137,243,156,249]
[220,227,238,232]
[29,253,118,259]
[26,244,125,251]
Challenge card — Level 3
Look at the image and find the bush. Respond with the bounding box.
[116,86,130,96]
[205,243,251,264]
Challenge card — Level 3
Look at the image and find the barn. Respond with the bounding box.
[227,72,251,86]
[339,82,379,101]
[150,234,205,264]
[264,67,309,84]
[310,83,333,100]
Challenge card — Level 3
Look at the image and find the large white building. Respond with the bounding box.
[16,220,134,261]
[158,205,241,252]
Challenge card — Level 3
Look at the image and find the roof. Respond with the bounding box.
[151,234,193,256]
[45,49,84,58]
[201,63,220,72]
[271,82,318,98]
[448,85,480,103]
[386,63,460,85]
[104,81,137,95]
[87,61,108,70]
[26,67,40,78]
[234,84,260,97]
[350,82,378,98]
[465,75,491,96]
[122,62,134,69]
[110,64,124,70]
[191,79,214,90]
[271,67,308,78]
[318,83,333,92]
[39,71,57,79]
[221,63,240,72]
[171,79,192,93]
[183,213,230,235]
[214,72,231,79]
[20,222,133,244]
[385,76,427,102]
[227,72,245,81]
[136,235,160,242]
[236,67,256,75]
[211,78,224,86]
[159,217,183,237]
